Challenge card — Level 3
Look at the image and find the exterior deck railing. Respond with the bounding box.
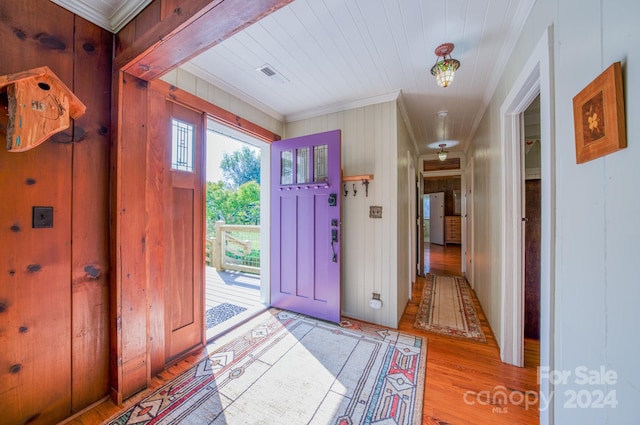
[206,221,260,275]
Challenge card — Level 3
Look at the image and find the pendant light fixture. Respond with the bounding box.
[437,143,449,161]
[436,110,449,161]
[430,43,460,88]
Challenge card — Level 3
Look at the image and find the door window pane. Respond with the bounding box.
[296,147,310,183]
[171,119,194,172]
[314,144,328,182]
[280,150,293,185]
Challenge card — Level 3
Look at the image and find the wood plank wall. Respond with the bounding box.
[424,176,461,216]
[0,1,112,423]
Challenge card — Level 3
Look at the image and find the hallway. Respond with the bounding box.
[402,243,539,424]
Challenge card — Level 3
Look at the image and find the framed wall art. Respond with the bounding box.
[572,61,626,164]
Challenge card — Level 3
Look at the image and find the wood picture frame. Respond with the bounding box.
[573,62,626,164]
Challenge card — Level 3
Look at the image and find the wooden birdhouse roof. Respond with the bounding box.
[0,66,86,152]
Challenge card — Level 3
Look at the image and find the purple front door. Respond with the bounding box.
[271,130,341,322]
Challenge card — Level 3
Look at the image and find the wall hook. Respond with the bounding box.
[343,184,348,197]
[352,183,357,197]
[362,179,370,197]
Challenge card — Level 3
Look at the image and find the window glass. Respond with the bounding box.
[280,150,293,185]
[313,144,328,182]
[296,147,310,183]
[171,119,194,172]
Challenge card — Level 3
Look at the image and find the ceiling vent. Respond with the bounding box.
[257,64,289,85]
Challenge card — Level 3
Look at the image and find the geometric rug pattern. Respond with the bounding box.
[205,303,248,330]
[104,309,426,424]
[413,274,486,343]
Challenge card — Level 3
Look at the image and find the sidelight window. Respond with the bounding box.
[171,118,195,172]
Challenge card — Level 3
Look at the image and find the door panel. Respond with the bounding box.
[271,130,341,322]
[169,187,195,330]
[164,102,204,362]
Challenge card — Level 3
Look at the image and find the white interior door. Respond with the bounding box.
[429,192,445,245]
[465,159,474,287]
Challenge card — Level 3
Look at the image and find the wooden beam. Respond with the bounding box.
[115,0,294,81]
[152,79,281,143]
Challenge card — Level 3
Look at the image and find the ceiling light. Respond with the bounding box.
[430,43,460,88]
[437,144,449,161]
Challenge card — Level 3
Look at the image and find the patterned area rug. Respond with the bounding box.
[105,309,426,425]
[413,274,486,342]
[205,303,248,330]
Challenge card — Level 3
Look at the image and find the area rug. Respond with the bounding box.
[205,303,248,330]
[413,274,486,343]
[105,309,426,424]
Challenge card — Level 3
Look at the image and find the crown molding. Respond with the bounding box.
[110,0,154,32]
[286,91,401,123]
[50,0,153,33]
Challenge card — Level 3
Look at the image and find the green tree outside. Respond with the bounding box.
[206,146,261,237]
[220,146,261,188]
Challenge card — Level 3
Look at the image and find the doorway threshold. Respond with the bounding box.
[205,303,270,343]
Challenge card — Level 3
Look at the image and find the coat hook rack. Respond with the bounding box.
[341,174,374,198]
[343,183,348,197]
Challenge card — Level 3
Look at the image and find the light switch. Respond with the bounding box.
[369,206,382,219]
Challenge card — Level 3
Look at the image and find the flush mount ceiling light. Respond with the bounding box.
[430,43,460,88]
[437,143,449,161]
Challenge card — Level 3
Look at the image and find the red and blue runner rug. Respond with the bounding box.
[105,309,426,424]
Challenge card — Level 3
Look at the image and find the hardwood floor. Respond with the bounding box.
[405,243,539,424]
[64,245,539,425]
[424,242,463,276]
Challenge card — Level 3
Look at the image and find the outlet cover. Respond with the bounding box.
[32,206,53,228]
[369,206,382,218]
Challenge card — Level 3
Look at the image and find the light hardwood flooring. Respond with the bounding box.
[64,245,539,424]
[403,243,540,424]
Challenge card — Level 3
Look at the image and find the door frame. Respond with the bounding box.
[408,151,417,291]
[419,164,465,271]
[464,157,474,287]
[205,119,271,306]
[499,27,554,425]
[111,0,286,396]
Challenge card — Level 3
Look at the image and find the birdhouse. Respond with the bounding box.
[0,66,86,152]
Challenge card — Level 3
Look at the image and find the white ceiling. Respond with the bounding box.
[51,0,535,156]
